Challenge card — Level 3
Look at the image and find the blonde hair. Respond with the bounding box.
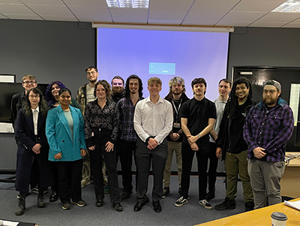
[148,77,162,86]
[22,74,36,82]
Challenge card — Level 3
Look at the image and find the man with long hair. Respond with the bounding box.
[116,75,143,200]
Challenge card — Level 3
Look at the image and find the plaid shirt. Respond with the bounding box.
[116,97,142,142]
[243,98,294,162]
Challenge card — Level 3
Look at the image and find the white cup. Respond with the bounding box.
[271,212,287,226]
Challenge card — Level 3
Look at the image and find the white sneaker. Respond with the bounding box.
[199,199,213,209]
[175,196,188,207]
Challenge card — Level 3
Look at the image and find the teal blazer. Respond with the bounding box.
[46,105,86,162]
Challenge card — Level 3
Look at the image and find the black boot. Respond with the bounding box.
[15,194,25,216]
[37,190,46,208]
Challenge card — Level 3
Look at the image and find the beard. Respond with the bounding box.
[112,87,124,94]
[89,78,97,83]
[263,97,277,106]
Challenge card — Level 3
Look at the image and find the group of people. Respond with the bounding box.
[11,66,294,217]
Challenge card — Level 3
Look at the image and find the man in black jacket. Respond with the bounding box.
[163,76,189,198]
[215,77,254,211]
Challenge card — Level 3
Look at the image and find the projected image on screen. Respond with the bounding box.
[97,28,229,100]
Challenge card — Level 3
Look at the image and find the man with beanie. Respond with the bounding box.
[243,80,294,209]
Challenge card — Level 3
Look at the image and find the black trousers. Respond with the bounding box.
[117,140,136,193]
[181,142,209,200]
[207,142,218,194]
[135,138,168,201]
[55,159,83,203]
[90,140,121,203]
[15,144,49,196]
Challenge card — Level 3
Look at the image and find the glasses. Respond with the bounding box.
[23,81,36,84]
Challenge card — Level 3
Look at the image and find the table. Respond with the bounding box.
[196,198,300,226]
[281,152,300,198]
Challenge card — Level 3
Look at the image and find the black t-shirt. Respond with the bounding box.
[180,97,216,144]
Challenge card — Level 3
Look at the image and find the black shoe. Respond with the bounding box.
[152,200,162,213]
[37,193,46,208]
[162,187,169,199]
[205,192,215,201]
[49,191,58,202]
[96,198,104,207]
[245,201,254,211]
[61,202,71,210]
[215,198,236,210]
[121,191,131,201]
[113,202,123,212]
[134,197,149,212]
[15,195,25,216]
[178,187,182,197]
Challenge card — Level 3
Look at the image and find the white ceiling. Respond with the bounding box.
[1,0,300,28]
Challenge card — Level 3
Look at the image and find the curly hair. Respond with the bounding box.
[124,74,143,98]
[45,81,66,107]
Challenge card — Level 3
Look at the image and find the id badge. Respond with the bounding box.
[173,122,181,129]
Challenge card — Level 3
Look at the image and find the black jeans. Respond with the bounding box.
[90,139,121,203]
[117,140,136,193]
[135,138,168,201]
[55,159,83,203]
[207,142,218,194]
[181,142,209,200]
[16,144,49,196]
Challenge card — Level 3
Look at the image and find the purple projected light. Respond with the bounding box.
[97,28,229,100]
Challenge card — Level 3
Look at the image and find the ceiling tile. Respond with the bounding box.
[0,2,42,19]
[182,0,240,25]
[63,0,112,22]
[109,8,148,23]
[233,0,285,12]
[148,0,193,24]
[217,11,265,26]
[251,12,300,27]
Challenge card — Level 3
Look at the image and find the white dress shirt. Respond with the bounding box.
[32,106,39,135]
[134,96,173,144]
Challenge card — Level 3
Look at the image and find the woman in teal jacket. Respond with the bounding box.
[46,88,87,210]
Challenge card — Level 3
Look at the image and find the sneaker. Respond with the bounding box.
[199,199,213,209]
[205,192,215,201]
[62,202,71,210]
[215,198,236,210]
[174,196,188,207]
[72,200,87,207]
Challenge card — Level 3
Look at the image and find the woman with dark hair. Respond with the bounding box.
[45,81,81,109]
[84,80,123,211]
[215,77,254,212]
[45,81,81,202]
[46,88,87,210]
[14,88,49,216]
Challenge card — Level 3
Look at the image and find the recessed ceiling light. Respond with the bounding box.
[272,0,300,13]
[106,0,149,8]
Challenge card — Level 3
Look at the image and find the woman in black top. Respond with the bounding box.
[84,80,122,212]
[14,88,49,216]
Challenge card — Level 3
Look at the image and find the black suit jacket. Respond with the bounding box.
[15,108,48,152]
[11,92,26,127]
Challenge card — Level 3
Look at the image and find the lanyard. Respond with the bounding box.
[171,99,182,115]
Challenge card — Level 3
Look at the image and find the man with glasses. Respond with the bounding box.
[11,75,37,127]
[243,80,294,209]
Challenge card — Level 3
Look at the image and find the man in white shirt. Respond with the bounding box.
[206,79,231,201]
[133,77,173,213]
